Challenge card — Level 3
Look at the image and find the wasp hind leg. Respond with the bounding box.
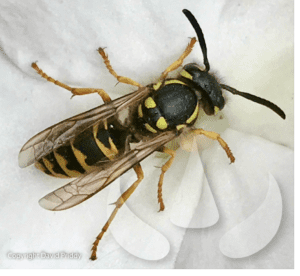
[193,129,235,163]
[31,62,111,103]
[90,163,144,261]
[157,147,176,212]
[97,48,143,88]
[159,37,197,80]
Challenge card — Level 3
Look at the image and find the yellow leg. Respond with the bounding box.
[159,37,197,80]
[97,48,143,88]
[90,163,144,261]
[32,63,111,103]
[193,129,235,163]
[157,147,176,212]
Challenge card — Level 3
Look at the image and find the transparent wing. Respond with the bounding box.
[19,87,151,168]
[39,131,177,211]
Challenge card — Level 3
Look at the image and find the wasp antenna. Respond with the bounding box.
[221,84,286,119]
[182,9,210,72]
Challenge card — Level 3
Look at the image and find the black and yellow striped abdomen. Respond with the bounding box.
[35,121,128,178]
[137,80,199,133]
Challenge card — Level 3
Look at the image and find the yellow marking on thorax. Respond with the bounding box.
[145,123,157,133]
[164,80,187,86]
[186,104,199,124]
[138,104,143,118]
[54,151,82,177]
[153,81,163,90]
[214,106,219,114]
[180,69,193,80]
[71,142,93,172]
[156,117,168,130]
[176,124,186,131]
[145,97,156,109]
[93,124,118,160]
[42,157,69,178]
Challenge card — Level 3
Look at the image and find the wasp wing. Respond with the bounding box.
[38,131,177,211]
[19,87,152,168]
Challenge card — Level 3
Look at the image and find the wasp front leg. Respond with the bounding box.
[97,48,143,88]
[90,163,144,261]
[159,37,197,80]
[193,129,235,163]
[157,147,176,212]
[32,62,112,103]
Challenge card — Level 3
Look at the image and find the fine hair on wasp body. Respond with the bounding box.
[18,9,286,260]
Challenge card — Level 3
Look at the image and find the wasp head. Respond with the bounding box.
[181,63,225,115]
[182,9,286,119]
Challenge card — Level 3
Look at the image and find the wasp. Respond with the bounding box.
[18,9,286,260]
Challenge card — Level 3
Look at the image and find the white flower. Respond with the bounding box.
[0,0,293,269]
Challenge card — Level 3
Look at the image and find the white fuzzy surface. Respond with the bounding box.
[0,0,293,269]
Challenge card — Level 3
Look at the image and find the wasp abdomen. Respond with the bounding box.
[35,121,128,178]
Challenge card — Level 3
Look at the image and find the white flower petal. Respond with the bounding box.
[171,138,219,228]
[219,173,282,258]
[108,178,170,260]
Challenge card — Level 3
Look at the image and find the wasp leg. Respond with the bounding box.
[159,37,197,80]
[193,129,235,163]
[31,62,111,103]
[157,147,176,212]
[90,163,144,261]
[97,48,143,88]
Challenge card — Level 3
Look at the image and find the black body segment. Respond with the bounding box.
[154,83,198,127]
[42,152,69,178]
[138,80,199,133]
[35,121,128,178]
[72,128,107,169]
[35,159,52,176]
[54,145,85,177]
[72,126,108,167]
[54,145,85,174]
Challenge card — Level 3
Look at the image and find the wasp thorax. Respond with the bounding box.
[137,80,199,134]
